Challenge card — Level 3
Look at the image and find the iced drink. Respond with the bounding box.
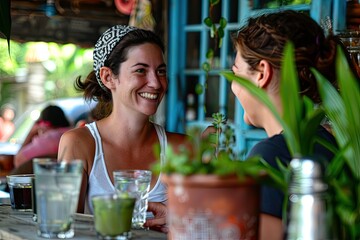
[33,159,83,239]
[92,194,136,239]
[7,174,34,211]
[113,170,151,229]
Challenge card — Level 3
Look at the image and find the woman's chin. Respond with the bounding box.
[244,115,254,126]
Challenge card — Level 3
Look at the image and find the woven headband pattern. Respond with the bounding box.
[93,25,137,91]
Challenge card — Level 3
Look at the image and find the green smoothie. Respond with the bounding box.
[92,194,136,238]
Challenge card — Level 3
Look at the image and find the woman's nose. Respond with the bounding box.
[148,72,162,89]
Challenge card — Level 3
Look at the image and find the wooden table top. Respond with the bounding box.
[0,204,167,240]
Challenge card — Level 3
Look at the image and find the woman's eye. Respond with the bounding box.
[135,69,145,74]
[157,69,167,76]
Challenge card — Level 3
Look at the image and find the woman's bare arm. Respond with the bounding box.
[259,213,283,240]
[58,128,94,213]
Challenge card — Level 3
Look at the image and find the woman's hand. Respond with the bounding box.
[144,202,168,233]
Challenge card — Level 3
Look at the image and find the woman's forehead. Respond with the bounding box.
[124,44,165,63]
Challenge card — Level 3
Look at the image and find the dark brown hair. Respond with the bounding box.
[38,105,70,128]
[75,28,165,119]
[233,10,356,103]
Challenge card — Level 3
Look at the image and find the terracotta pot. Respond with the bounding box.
[162,174,260,240]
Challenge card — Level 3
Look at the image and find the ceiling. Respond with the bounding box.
[10,0,132,48]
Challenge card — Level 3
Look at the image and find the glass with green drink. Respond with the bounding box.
[92,194,136,240]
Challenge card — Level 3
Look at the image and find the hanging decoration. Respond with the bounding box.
[129,0,155,31]
[114,0,136,15]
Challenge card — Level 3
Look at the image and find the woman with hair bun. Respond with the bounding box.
[58,25,187,232]
[231,10,354,239]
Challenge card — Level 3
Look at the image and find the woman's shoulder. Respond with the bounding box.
[60,125,93,144]
[251,134,287,152]
[248,134,290,166]
[58,124,95,168]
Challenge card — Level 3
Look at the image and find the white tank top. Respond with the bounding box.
[84,122,168,214]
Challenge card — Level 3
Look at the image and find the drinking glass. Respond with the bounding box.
[113,170,151,229]
[92,194,136,239]
[33,159,83,239]
[6,174,34,211]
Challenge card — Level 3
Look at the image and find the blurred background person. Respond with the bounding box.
[14,105,71,168]
[75,103,100,128]
[0,104,16,142]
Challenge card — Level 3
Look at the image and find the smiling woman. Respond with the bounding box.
[57,25,188,232]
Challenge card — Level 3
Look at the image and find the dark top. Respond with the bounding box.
[247,126,337,218]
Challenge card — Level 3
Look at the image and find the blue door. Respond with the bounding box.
[166,0,346,156]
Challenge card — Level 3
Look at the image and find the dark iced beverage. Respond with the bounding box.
[6,174,34,211]
[9,185,32,210]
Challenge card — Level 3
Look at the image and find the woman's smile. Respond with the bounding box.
[139,92,159,100]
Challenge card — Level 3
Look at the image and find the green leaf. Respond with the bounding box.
[280,42,302,156]
[219,17,227,28]
[202,61,211,72]
[218,26,224,38]
[259,158,287,191]
[204,17,213,27]
[206,49,214,59]
[210,0,220,5]
[0,0,11,55]
[195,83,204,95]
[336,47,360,179]
[299,102,325,155]
[218,38,223,49]
[314,46,360,179]
[313,69,347,145]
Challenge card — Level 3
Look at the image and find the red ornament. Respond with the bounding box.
[114,0,136,15]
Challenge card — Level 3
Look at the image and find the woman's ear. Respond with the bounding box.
[256,60,273,88]
[99,67,115,90]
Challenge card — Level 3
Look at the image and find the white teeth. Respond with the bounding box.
[140,93,158,100]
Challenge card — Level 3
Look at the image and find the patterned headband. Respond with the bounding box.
[93,25,137,91]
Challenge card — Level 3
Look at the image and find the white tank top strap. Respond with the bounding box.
[86,122,101,161]
[153,123,167,165]
[84,122,114,213]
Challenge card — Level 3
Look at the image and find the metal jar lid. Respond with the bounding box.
[288,157,328,194]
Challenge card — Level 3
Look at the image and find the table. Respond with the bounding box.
[0,205,167,240]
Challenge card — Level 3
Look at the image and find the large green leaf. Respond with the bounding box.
[281,43,302,156]
[315,46,360,179]
[299,100,325,154]
[336,47,360,179]
[0,0,11,55]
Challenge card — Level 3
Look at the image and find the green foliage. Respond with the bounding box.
[45,43,93,98]
[0,40,93,100]
[313,46,360,239]
[0,40,25,75]
[153,113,286,189]
[197,0,228,106]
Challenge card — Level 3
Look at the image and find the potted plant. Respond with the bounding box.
[153,113,285,240]
[221,42,360,239]
[313,46,360,239]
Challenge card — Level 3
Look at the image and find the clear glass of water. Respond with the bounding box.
[33,158,83,239]
[113,170,152,229]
